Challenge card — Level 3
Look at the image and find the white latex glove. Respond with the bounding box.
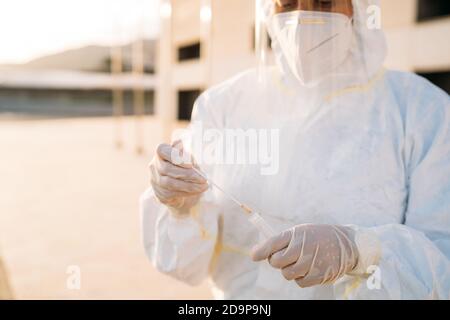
[149,141,208,214]
[251,224,359,288]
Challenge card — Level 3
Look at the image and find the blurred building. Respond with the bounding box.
[0,41,156,119]
[382,0,450,92]
[155,0,450,130]
[156,0,257,139]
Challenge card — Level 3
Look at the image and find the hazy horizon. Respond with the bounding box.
[0,0,160,65]
[0,38,157,68]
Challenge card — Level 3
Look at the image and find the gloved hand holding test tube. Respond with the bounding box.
[191,167,276,239]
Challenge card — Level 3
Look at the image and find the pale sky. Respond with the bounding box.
[0,0,160,64]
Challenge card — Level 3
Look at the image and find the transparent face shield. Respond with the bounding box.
[272,0,353,15]
[255,0,381,90]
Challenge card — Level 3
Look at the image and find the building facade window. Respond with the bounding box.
[177,89,202,121]
[177,42,201,62]
[0,88,154,118]
[417,0,450,22]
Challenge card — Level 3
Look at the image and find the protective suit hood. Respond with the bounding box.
[262,0,387,88]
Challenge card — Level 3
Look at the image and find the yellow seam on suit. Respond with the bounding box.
[190,206,250,256]
[190,204,214,241]
[273,72,297,96]
[343,276,363,300]
[221,243,250,256]
[272,68,386,101]
[324,68,386,102]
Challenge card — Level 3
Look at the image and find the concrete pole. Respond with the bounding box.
[201,0,213,85]
[156,0,176,143]
[0,256,13,299]
[132,11,146,155]
[255,0,269,83]
[111,9,125,150]
[111,44,124,149]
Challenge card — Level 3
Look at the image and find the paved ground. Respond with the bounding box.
[0,116,212,299]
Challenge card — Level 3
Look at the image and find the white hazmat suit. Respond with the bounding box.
[140,0,450,299]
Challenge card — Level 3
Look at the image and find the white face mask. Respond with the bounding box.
[268,10,353,87]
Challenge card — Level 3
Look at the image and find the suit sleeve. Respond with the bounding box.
[341,77,450,299]
[140,94,222,286]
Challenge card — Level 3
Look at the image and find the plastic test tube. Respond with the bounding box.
[247,211,276,239]
[192,167,275,239]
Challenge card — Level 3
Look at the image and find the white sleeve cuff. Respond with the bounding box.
[348,227,382,276]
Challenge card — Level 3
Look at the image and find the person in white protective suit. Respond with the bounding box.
[140,0,450,299]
